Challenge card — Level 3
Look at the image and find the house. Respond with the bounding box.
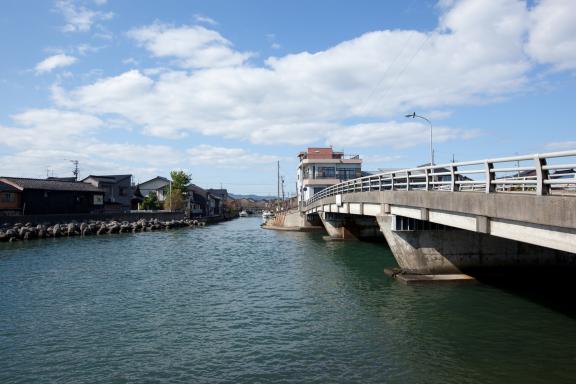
[138,176,170,203]
[297,147,362,204]
[207,193,222,216]
[186,184,208,217]
[0,180,21,213]
[0,177,104,215]
[82,174,132,213]
[206,188,229,201]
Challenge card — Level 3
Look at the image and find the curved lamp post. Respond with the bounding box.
[405,112,434,165]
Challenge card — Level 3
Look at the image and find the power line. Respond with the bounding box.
[366,32,433,114]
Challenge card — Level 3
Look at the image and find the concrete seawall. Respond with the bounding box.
[262,209,324,231]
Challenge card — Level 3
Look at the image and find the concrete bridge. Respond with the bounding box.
[301,150,576,276]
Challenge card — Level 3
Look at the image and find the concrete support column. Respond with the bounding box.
[376,215,576,275]
[318,212,357,240]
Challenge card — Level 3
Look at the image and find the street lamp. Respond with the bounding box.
[405,112,434,165]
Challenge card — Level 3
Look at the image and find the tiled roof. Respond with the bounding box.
[0,177,104,192]
[82,175,131,183]
[187,183,208,197]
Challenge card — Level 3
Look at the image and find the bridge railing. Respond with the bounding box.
[305,150,576,206]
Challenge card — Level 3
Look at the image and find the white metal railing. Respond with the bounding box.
[304,150,576,207]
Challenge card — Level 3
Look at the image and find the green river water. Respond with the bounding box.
[1,217,575,383]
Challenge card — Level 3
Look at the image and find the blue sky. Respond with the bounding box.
[1,0,575,195]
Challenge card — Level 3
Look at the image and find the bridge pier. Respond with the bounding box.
[318,212,383,241]
[318,212,357,240]
[376,215,576,275]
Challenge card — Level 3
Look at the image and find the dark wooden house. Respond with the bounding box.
[187,184,208,217]
[0,177,105,215]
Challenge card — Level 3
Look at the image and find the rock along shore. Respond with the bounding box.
[0,218,205,243]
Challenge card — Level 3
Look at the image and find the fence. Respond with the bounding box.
[306,150,576,206]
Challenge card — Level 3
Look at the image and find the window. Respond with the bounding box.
[318,167,335,178]
[313,187,326,194]
[1,192,15,202]
[337,168,358,180]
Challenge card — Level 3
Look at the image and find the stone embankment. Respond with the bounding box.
[0,218,204,243]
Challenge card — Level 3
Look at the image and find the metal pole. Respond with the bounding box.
[405,112,433,165]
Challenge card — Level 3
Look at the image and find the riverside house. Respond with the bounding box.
[82,174,132,213]
[186,184,209,217]
[137,176,170,204]
[0,177,104,215]
[296,147,362,206]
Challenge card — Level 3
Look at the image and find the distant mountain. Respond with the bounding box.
[229,193,276,201]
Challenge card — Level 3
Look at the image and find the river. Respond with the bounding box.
[1,217,575,383]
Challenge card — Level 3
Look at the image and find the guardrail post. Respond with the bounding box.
[406,171,410,190]
[450,165,457,192]
[390,172,395,191]
[485,161,495,193]
[425,168,429,191]
[378,175,382,191]
[534,156,550,195]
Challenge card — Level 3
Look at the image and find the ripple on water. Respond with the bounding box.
[1,217,576,384]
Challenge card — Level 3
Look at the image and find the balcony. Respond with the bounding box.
[302,178,340,186]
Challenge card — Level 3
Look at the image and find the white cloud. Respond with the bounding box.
[55,0,113,33]
[0,109,102,149]
[127,23,252,68]
[76,43,102,55]
[0,108,184,180]
[266,33,281,50]
[328,121,479,148]
[51,0,576,149]
[194,14,218,26]
[545,141,576,151]
[526,0,576,70]
[187,145,281,167]
[35,54,77,73]
[122,57,139,66]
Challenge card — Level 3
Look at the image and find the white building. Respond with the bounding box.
[137,176,170,202]
[297,147,362,205]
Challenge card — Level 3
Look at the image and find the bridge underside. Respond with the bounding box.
[308,191,576,275]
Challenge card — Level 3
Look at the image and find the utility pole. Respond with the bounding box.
[281,176,285,208]
[70,160,79,180]
[277,161,280,210]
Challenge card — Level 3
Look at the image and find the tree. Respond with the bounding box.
[164,170,191,211]
[170,170,191,190]
[142,192,160,210]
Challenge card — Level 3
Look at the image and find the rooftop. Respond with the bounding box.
[298,147,360,161]
[0,177,104,192]
[139,176,170,185]
[82,175,132,183]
